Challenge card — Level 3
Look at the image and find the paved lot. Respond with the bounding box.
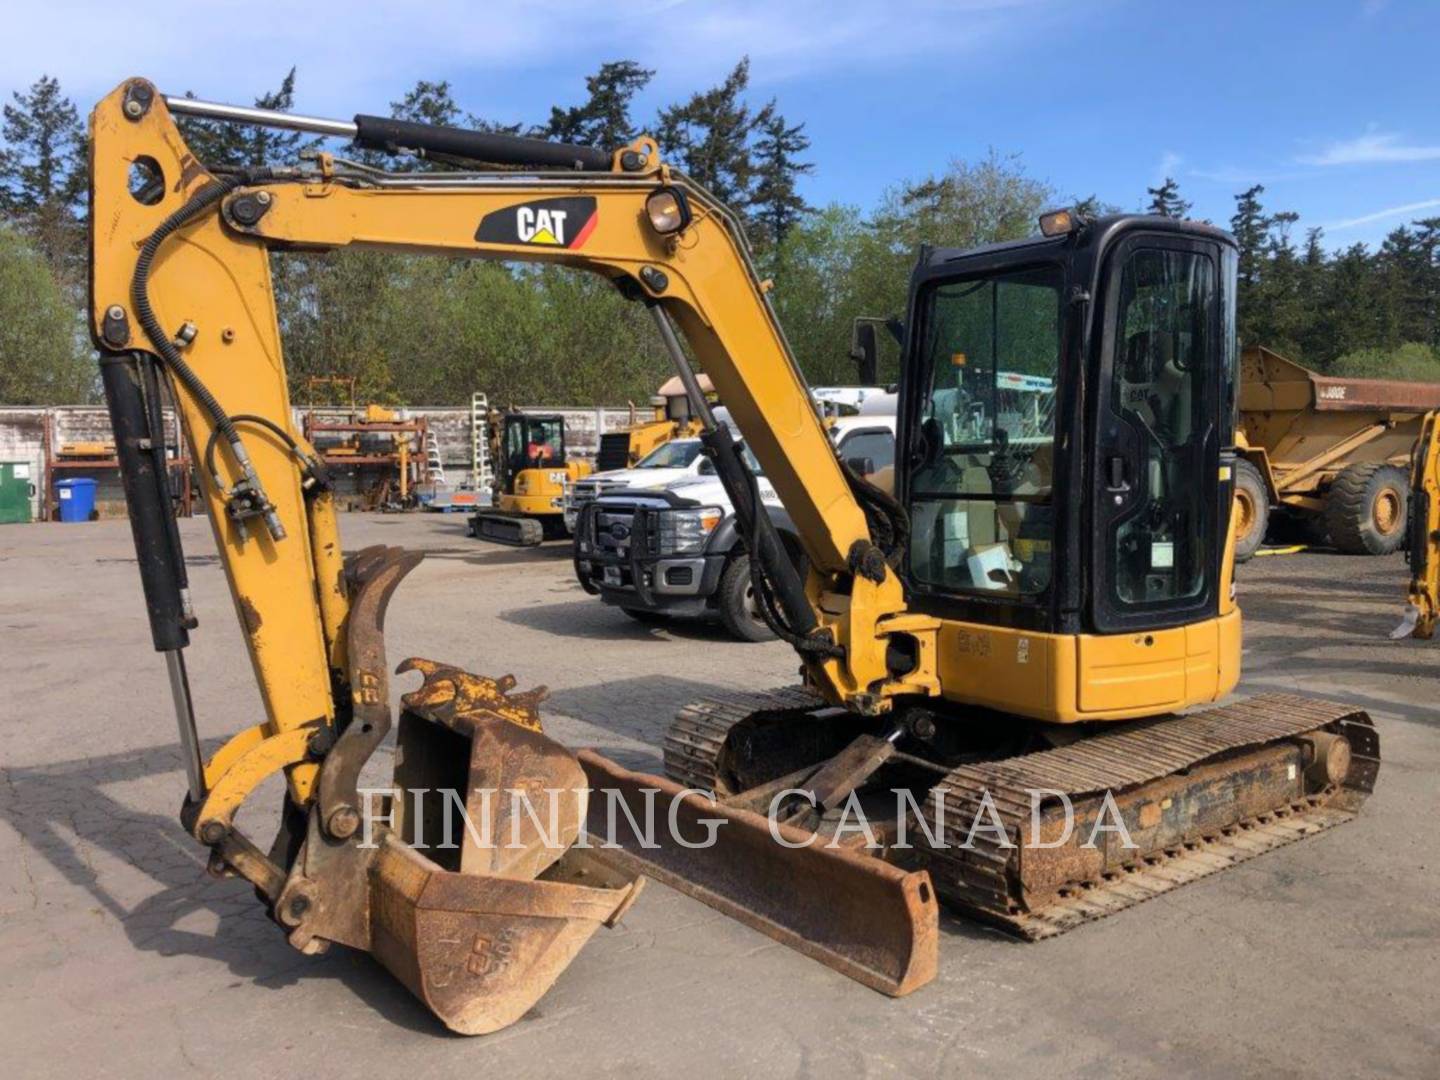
[2,515,1436,1079]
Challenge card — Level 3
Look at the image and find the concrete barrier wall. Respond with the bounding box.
[0,403,639,520]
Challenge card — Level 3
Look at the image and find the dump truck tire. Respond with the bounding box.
[717,555,777,642]
[1232,459,1269,562]
[1326,462,1408,555]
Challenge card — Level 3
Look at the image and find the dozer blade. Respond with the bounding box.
[577,751,938,997]
[272,553,640,1035]
[469,510,545,546]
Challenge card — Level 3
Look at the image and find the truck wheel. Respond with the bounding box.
[1232,459,1269,563]
[1325,462,1408,555]
[717,555,777,643]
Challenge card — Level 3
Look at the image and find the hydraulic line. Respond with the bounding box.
[130,169,287,540]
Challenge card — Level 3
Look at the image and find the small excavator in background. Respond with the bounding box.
[91,79,1381,1035]
[471,376,713,545]
[468,408,592,544]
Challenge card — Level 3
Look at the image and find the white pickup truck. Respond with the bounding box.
[563,437,709,534]
[572,413,897,641]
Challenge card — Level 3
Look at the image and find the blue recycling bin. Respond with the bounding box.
[55,477,97,522]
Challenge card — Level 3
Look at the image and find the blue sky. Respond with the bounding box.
[9,0,1438,249]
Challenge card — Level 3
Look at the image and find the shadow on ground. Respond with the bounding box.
[0,741,443,1035]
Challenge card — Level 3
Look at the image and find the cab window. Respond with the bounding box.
[908,265,1062,597]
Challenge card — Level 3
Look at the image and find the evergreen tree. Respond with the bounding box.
[178,69,316,168]
[1294,227,1333,362]
[655,59,759,209]
[1414,217,1440,350]
[392,79,462,127]
[0,75,86,279]
[1145,176,1191,219]
[1376,225,1429,348]
[539,61,654,149]
[750,106,812,253]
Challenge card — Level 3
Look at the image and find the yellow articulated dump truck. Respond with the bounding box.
[1234,345,1440,560]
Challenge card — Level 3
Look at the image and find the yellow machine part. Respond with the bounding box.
[501,461,592,515]
[933,612,1241,723]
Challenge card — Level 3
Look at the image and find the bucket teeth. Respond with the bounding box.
[397,657,548,734]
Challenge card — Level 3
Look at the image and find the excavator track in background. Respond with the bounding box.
[468,510,546,546]
[664,690,1380,938]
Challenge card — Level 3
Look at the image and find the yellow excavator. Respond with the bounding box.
[469,408,592,544]
[92,80,1380,1034]
[1394,411,1440,638]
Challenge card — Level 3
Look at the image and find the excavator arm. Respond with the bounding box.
[90,78,939,1031]
[1395,410,1440,638]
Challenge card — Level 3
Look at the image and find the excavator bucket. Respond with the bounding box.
[376,660,643,1033]
[272,550,641,1035]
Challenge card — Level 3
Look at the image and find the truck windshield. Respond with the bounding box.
[637,441,703,469]
[908,263,1063,597]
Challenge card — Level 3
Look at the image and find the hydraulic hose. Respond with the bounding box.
[130,169,286,539]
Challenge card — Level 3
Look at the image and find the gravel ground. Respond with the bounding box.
[1,515,1435,1079]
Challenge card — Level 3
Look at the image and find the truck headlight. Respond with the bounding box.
[657,506,722,554]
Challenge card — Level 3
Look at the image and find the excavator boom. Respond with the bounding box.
[90,79,939,1030]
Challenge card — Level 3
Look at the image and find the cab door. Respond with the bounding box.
[1091,234,1223,632]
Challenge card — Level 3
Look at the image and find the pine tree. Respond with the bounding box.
[1259,210,1302,354]
[655,59,759,209]
[539,61,654,149]
[178,68,316,168]
[1230,185,1269,344]
[392,79,461,127]
[1414,217,1440,350]
[1295,227,1333,362]
[0,75,86,279]
[1376,225,1429,348]
[1145,177,1191,219]
[750,105,812,253]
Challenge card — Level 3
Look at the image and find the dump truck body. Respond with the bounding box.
[1235,345,1440,556]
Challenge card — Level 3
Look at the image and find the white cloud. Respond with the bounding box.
[1299,131,1440,166]
[1323,198,1440,232]
[3,0,1057,120]
[1154,150,1183,183]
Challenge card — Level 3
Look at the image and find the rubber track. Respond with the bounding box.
[922,693,1379,937]
[664,686,826,793]
[664,690,1380,939]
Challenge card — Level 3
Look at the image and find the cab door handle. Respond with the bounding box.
[1106,455,1129,491]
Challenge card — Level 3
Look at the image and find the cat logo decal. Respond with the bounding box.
[475,197,598,249]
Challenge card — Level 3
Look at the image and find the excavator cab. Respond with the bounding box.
[897,215,1242,720]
